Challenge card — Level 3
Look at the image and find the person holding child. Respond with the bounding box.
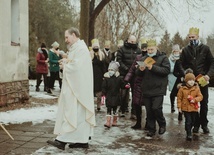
[177,73,203,141]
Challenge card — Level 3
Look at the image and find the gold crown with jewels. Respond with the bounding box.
[189,27,199,35]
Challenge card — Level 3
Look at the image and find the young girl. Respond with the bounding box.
[102,61,129,128]
[177,73,203,141]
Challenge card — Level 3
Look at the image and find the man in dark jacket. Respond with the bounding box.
[179,27,214,134]
[117,35,141,118]
[136,39,170,137]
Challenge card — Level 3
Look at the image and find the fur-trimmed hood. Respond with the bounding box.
[104,71,120,78]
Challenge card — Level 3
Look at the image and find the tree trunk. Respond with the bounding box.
[80,0,90,45]
[88,0,111,45]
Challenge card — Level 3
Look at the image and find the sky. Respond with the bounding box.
[70,0,214,40]
[158,0,214,39]
[0,80,214,154]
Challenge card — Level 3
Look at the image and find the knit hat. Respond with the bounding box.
[51,41,59,48]
[91,38,100,48]
[108,61,120,72]
[41,43,46,48]
[185,73,195,82]
[172,44,180,52]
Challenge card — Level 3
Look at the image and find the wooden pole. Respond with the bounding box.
[0,124,14,140]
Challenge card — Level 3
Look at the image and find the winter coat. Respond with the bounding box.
[49,50,61,72]
[168,55,177,91]
[170,59,185,97]
[91,52,105,93]
[36,48,48,74]
[117,42,141,76]
[177,84,203,112]
[180,43,214,77]
[102,71,125,107]
[124,53,145,105]
[136,51,170,97]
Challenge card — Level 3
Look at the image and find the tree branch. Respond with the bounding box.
[90,0,111,22]
[136,0,162,28]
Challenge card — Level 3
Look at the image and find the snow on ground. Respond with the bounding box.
[1,80,214,154]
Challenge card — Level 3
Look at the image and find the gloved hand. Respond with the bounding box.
[187,95,194,103]
[125,83,130,89]
[187,95,199,109]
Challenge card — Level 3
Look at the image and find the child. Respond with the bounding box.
[177,73,203,141]
[102,61,129,128]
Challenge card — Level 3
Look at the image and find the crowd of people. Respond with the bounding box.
[34,26,214,150]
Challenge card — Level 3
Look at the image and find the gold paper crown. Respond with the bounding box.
[91,38,100,48]
[147,39,156,47]
[189,27,199,35]
[105,40,111,46]
[91,38,99,44]
[118,40,123,46]
[140,38,147,44]
[88,46,92,51]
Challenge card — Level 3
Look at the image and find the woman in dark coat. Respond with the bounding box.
[90,39,105,111]
[124,41,148,129]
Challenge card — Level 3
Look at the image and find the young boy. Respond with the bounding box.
[177,73,203,141]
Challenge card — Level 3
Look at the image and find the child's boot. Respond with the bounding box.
[112,114,118,126]
[104,115,112,128]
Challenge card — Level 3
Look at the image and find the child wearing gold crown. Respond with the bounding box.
[177,73,203,141]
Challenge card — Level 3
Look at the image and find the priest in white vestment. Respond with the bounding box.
[47,27,96,150]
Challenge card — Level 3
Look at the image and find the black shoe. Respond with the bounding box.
[36,87,40,92]
[186,135,192,141]
[202,126,210,134]
[44,87,48,92]
[131,123,141,129]
[120,113,125,117]
[158,126,166,135]
[47,89,52,94]
[97,108,101,111]
[192,127,199,133]
[68,143,89,148]
[130,114,137,120]
[146,132,155,137]
[178,112,183,121]
[47,139,66,150]
[125,108,129,113]
[171,107,175,113]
